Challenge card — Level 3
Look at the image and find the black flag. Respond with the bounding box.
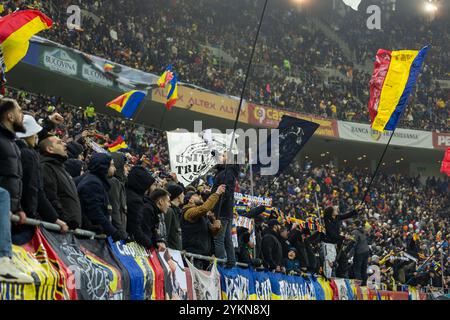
[252,115,319,176]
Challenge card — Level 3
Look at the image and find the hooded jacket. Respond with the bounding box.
[142,197,166,248]
[0,123,22,213]
[41,153,82,228]
[108,152,127,234]
[211,164,239,219]
[126,166,155,248]
[77,153,116,236]
[261,229,283,270]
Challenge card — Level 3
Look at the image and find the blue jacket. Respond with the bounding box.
[77,153,116,236]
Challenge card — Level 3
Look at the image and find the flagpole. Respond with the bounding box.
[360,128,397,204]
[215,0,269,219]
[249,147,255,197]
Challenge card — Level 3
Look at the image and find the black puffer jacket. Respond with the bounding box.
[0,124,22,213]
[77,153,116,236]
[126,166,155,248]
[211,164,239,219]
[41,154,82,229]
[16,139,58,222]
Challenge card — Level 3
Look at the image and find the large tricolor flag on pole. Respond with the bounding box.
[0,10,53,73]
[441,148,450,177]
[368,46,429,132]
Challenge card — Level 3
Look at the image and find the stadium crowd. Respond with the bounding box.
[2,0,448,132]
[0,88,449,293]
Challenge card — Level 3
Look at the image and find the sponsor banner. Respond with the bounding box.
[247,103,338,138]
[433,132,450,149]
[22,37,156,91]
[338,121,434,149]
[219,267,256,300]
[42,48,78,76]
[152,86,248,123]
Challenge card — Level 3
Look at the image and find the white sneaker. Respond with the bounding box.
[0,257,34,284]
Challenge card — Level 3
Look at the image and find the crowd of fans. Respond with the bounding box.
[1,0,448,132]
[0,87,448,293]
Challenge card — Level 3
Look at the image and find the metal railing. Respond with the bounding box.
[9,215,441,294]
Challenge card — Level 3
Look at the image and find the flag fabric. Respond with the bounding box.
[156,65,174,88]
[107,135,128,153]
[252,115,320,176]
[106,90,146,119]
[165,73,178,110]
[103,62,114,72]
[368,46,430,132]
[441,148,450,177]
[0,10,52,73]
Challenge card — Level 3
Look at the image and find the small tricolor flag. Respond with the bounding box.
[440,148,450,177]
[106,90,146,119]
[165,73,178,110]
[368,46,430,132]
[103,62,114,72]
[107,136,128,153]
[157,65,174,88]
[0,10,53,73]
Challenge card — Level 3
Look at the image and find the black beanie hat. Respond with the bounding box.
[66,141,84,159]
[167,184,184,201]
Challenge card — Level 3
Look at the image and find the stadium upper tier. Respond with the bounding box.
[3,0,447,133]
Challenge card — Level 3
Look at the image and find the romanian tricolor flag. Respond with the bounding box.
[440,148,450,177]
[368,46,430,132]
[106,90,146,119]
[156,65,174,88]
[103,62,114,72]
[0,10,52,73]
[165,73,178,110]
[107,136,128,153]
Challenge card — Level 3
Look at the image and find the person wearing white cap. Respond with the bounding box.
[15,114,69,240]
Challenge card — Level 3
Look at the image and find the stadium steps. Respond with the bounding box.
[307,16,356,62]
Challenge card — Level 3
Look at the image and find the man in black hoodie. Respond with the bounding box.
[261,219,284,272]
[77,153,127,241]
[211,154,239,268]
[40,135,82,229]
[142,188,171,251]
[126,166,156,249]
[108,152,127,234]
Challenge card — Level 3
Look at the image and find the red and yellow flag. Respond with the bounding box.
[0,10,53,72]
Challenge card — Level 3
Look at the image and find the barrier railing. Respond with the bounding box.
[8,215,440,294]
